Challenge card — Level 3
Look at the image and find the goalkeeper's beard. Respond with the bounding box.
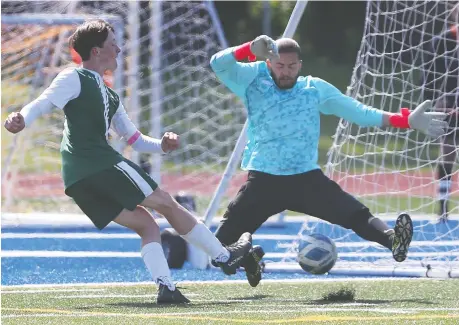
[271,72,299,90]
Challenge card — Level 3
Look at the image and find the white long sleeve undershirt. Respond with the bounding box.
[111,103,165,154]
[20,96,55,127]
[19,67,164,154]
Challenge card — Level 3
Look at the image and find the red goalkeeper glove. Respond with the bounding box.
[388,101,448,138]
[233,42,256,62]
[389,107,411,128]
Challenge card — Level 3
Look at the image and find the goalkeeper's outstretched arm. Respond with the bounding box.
[313,77,448,138]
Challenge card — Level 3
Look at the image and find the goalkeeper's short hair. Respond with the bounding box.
[276,38,301,58]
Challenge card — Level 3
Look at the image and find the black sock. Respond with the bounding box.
[350,210,393,250]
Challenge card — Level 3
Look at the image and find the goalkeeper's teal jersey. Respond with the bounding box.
[210,48,384,175]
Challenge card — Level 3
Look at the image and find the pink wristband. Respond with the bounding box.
[127,130,141,145]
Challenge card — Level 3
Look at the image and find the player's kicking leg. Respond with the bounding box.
[214,171,287,287]
[113,207,190,304]
[67,167,190,304]
[141,188,253,276]
[68,159,251,304]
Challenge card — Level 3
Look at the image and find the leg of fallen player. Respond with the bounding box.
[141,188,252,275]
[288,170,414,263]
[213,171,288,287]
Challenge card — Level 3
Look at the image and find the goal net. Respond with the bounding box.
[1,1,247,217]
[281,0,458,277]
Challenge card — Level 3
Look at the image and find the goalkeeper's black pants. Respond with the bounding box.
[214,169,392,250]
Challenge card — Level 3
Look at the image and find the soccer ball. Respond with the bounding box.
[297,233,338,275]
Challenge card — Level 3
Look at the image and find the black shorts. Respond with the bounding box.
[214,169,368,245]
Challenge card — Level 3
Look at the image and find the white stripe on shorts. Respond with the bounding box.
[115,161,154,197]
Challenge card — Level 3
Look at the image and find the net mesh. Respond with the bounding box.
[284,0,459,274]
[1,1,247,214]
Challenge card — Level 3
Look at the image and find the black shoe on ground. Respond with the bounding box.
[242,245,265,287]
[216,232,252,275]
[157,284,190,304]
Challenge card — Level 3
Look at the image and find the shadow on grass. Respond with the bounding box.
[227,294,272,301]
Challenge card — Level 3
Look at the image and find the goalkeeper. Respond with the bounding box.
[4,19,253,304]
[422,20,458,219]
[210,36,448,287]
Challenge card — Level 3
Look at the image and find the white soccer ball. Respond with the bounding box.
[297,233,338,275]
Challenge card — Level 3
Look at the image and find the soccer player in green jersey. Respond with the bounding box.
[4,19,252,304]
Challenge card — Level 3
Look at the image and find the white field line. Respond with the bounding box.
[1,289,106,294]
[4,307,459,318]
[266,251,459,258]
[52,293,200,299]
[1,251,140,257]
[2,314,108,319]
[2,250,459,258]
[1,233,297,241]
[3,212,459,225]
[2,233,459,249]
[1,277,437,289]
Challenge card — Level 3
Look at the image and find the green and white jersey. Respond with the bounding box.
[33,68,138,191]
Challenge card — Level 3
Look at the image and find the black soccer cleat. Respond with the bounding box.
[391,213,413,263]
[216,232,252,275]
[156,284,190,304]
[242,245,265,287]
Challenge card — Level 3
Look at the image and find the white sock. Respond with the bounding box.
[141,242,175,290]
[182,222,230,262]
